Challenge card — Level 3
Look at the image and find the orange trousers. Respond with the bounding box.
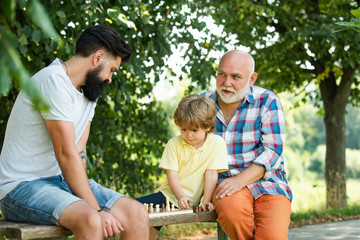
[213,187,291,240]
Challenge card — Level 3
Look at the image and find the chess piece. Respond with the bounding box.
[165,195,170,212]
[155,204,160,213]
[149,203,154,213]
[193,205,197,213]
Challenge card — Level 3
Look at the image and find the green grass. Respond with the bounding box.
[289,178,360,227]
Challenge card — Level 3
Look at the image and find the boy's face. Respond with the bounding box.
[179,127,210,149]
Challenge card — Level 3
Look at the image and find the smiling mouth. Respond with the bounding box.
[223,90,234,94]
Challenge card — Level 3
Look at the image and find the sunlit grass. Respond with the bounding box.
[289,179,327,213]
[290,178,360,213]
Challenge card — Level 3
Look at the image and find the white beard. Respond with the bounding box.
[217,81,250,104]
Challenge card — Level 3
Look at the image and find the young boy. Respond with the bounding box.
[136,94,228,239]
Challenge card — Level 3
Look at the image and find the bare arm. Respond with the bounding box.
[46,120,123,237]
[201,169,218,211]
[45,120,100,209]
[76,122,91,167]
[214,164,265,199]
[166,169,190,209]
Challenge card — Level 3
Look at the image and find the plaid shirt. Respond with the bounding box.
[202,86,292,201]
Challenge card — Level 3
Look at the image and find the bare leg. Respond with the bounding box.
[59,201,102,240]
[110,197,149,240]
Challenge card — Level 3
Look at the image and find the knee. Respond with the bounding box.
[67,209,102,237]
[85,211,102,228]
[114,197,149,227]
[129,199,149,225]
[80,210,102,232]
[59,202,102,236]
[215,197,252,222]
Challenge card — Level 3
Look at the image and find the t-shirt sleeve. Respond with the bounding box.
[159,138,179,171]
[39,73,74,122]
[207,136,229,172]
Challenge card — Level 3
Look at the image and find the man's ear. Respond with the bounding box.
[249,72,258,86]
[92,50,105,66]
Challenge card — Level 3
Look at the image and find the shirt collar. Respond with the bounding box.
[180,133,212,150]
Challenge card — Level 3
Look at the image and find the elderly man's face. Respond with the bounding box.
[216,52,255,104]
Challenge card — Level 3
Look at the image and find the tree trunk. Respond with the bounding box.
[320,68,355,208]
[323,104,347,208]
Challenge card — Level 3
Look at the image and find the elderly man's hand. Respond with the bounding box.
[214,178,242,199]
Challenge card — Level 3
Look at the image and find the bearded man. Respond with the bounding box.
[0,25,149,240]
[201,50,292,240]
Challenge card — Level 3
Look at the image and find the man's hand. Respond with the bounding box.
[214,177,242,199]
[98,211,124,238]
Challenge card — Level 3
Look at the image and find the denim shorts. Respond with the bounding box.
[0,175,125,225]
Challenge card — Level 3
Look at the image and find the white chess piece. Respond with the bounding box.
[155,204,160,213]
[165,195,170,211]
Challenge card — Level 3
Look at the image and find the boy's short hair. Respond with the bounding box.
[75,25,133,62]
[173,94,217,133]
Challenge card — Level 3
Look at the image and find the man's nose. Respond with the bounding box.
[107,74,113,83]
[223,76,232,86]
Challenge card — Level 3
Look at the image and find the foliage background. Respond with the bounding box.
[0,0,228,196]
[1,0,360,205]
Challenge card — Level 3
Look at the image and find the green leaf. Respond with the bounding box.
[0,26,50,112]
[0,0,16,21]
[107,7,120,18]
[351,8,360,19]
[18,34,28,45]
[335,21,359,28]
[0,60,11,93]
[32,30,41,44]
[28,0,60,41]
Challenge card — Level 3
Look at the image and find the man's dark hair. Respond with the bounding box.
[75,25,133,62]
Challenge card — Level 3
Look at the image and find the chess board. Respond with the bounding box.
[148,209,217,227]
[148,209,194,217]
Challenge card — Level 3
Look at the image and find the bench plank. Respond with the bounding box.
[0,211,228,240]
[149,210,216,226]
[0,221,71,240]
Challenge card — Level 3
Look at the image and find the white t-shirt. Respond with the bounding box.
[0,58,96,199]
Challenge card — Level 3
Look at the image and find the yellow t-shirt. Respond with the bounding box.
[156,133,228,207]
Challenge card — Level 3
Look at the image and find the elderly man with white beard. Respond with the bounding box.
[201,50,293,240]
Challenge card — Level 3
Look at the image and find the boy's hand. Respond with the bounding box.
[98,210,124,238]
[178,196,190,209]
[200,202,214,211]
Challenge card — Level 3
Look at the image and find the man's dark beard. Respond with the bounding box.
[81,65,109,102]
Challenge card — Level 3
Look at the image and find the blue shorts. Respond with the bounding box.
[0,175,125,225]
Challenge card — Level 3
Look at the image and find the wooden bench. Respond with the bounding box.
[0,211,229,240]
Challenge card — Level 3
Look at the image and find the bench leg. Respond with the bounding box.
[217,222,229,240]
